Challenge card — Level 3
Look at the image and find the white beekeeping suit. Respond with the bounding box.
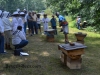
[0,10,4,34]
[18,12,25,35]
[2,11,12,31]
[12,11,19,32]
[42,14,50,32]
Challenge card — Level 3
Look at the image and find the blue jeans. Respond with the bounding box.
[33,21,38,34]
[24,22,27,34]
[52,26,57,35]
[0,34,5,53]
[14,40,28,49]
[77,23,81,30]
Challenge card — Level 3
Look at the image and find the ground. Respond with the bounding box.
[0,27,100,75]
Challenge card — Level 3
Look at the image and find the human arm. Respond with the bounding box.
[18,31,26,40]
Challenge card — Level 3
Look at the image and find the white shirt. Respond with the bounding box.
[12,30,26,45]
[77,18,81,23]
[25,13,28,22]
[32,14,37,21]
[37,18,42,24]
[0,18,4,33]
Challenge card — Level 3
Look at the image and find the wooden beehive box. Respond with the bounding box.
[67,56,82,69]
[46,35,54,42]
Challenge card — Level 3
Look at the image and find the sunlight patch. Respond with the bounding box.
[16,59,23,63]
[40,51,49,56]
[3,60,11,64]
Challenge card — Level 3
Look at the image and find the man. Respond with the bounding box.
[2,11,12,50]
[77,16,81,30]
[12,26,28,49]
[56,12,69,43]
[0,10,5,53]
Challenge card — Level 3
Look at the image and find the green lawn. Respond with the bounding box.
[0,24,100,75]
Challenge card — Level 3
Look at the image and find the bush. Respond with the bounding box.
[85,26,95,32]
[44,8,53,15]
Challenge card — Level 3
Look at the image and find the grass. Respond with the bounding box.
[0,20,100,75]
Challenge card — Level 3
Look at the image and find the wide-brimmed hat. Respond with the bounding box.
[20,12,25,15]
[12,11,19,16]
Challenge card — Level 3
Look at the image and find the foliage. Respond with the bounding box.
[44,8,53,15]
[0,0,46,13]
[46,0,100,32]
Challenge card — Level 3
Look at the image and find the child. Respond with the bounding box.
[42,14,50,34]
[50,15,57,34]
[37,14,42,33]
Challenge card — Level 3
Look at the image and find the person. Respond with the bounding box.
[24,10,28,34]
[18,12,25,35]
[2,11,12,50]
[27,11,34,36]
[42,14,50,34]
[32,11,38,34]
[76,16,81,30]
[56,12,69,43]
[37,13,42,34]
[12,26,28,49]
[12,11,20,32]
[0,10,5,53]
[50,15,57,34]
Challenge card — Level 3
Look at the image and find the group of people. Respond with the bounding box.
[0,8,69,54]
[27,11,57,35]
[0,9,28,53]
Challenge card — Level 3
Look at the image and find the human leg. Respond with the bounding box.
[34,22,38,34]
[15,40,28,49]
[0,34,5,53]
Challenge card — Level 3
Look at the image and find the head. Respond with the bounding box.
[55,12,59,17]
[12,11,19,17]
[37,14,40,18]
[20,12,25,17]
[43,14,47,18]
[17,26,22,31]
[24,10,27,14]
[17,8,20,13]
[28,11,31,16]
[32,11,35,15]
[52,15,55,18]
[2,11,9,18]
[77,16,81,18]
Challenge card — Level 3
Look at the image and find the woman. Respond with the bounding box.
[12,26,28,49]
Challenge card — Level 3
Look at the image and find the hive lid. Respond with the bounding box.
[59,42,87,50]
